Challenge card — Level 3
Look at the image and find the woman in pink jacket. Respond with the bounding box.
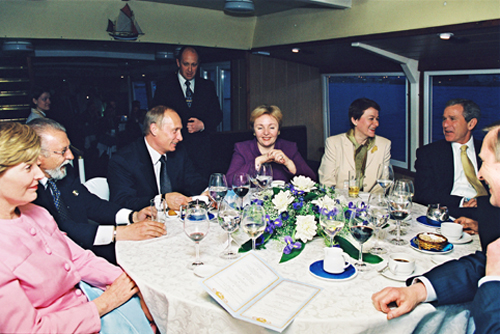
[0,122,148,333]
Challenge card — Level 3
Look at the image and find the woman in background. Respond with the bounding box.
[26,87,51,123]
[318,98,391,192]
[0,122,151,333]
[226,105,316,185]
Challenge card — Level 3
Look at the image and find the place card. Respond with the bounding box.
[200,252,321,332]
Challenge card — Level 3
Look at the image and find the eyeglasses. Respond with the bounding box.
[43,146,70,156]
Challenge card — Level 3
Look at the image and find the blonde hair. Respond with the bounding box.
[249,105,283,128]
[0,122,41,175]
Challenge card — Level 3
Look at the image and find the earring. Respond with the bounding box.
[253,133,256,136]
[278,131,281,135]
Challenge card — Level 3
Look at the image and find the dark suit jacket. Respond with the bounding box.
[225,138,317,186]
[151,72,222,179]
[107,137,207,211]
[33,166,121,263]
[407,251,500,334]
[414,139,482,220]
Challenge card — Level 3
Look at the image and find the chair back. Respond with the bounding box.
[84,177,110,200]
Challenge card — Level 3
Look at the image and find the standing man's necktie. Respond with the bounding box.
[47,179,71,220]
[159,155,172,194]
[185,81,193,108]
[460,145,487,197]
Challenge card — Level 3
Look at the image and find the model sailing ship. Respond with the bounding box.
[107,4,144,40]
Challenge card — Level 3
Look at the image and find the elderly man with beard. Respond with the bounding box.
[28,118,166,264]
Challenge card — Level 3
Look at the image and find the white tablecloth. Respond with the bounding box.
[116,203,480,334]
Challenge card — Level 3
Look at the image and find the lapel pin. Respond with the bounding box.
[72,190,79,196]
[371,146,378,154]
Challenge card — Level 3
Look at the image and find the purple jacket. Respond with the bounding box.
[226,138,317,186]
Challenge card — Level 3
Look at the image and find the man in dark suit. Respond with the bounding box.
[151,46,222,180]
[372,121,500,334]
[108,106,207,211]
[414,99,486,220]
[29,118,166,264]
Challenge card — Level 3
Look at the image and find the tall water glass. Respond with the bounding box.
[366,193,390,255]
[376,164,394,195]
[218,199,241,259]
[241,204,266,251]
[209,173,228,211]
[319,204,345,247]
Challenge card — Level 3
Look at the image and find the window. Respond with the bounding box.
[424,70,500,144]
[323,73,408,167]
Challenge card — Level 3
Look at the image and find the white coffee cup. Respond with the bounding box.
[324,247,350,274]
[440,222,463,241]
[388,253,415,276]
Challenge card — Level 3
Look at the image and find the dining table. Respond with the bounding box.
[116,200,481,334]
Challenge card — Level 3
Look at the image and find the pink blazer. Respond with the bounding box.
[0,203,122,333]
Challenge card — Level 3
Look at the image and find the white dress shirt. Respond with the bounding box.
[177,72,195,97]
[40,177,131,246]
[450,136,479,205]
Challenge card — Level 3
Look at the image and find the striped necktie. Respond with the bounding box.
[47,179,71,220]
[185,81,193,107]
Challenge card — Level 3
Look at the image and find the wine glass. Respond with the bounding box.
[241,203,267,251]
[249,163,273,193]
[218,198,241,259]
[348,209,374,272]
[183,206,210,269]
[232,172,250,211]
[376,164,394,195]
[319,204,345,247]
[399,179,414,227]
[388,180,412,246]
[209,173,228,211]
[366,193,390,255]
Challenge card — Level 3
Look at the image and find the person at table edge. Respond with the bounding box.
[372,120,500,334]
[225,104,316,186]
[27,118,166,264]
[108,105,206,211]
[318,97,391,192]
[151,46,222,180]
[0,122,152,333]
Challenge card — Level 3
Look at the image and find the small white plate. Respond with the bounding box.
[193,265,218,278]
[448,232,472,244]
[380,264,424,282]
[164,210,179,219]
[431,254,456,265]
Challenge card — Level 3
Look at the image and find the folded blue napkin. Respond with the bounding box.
[416,215,452,227]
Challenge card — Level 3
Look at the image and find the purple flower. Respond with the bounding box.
[255,234,265,246]
[251,199,264,206]
[293,201,303,210]
[283,236,302,254]
[281,212,289,220]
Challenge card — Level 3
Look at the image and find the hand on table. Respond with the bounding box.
[93,272,138,317]
[486,238,500,276]
[134,206,154,222]
[164,192,191,211]
[463,198,477,208]
[371,283,427,320]
[116,221,166,241]
[454,216,478,235]
[187,117,204,133]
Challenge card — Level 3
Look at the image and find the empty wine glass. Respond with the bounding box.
[319,204,345,247]
[348,209,374,272]
[232,172,250,211]
[249,163,273,193]
[376,164,394,195]
[183,205,210,269]
[366,193,390,255]
[218,198,241,259]
[209,173,228,211]
[388,180,412,246]
[241,203,267,251]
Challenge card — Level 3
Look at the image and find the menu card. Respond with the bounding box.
[200,252,321,332]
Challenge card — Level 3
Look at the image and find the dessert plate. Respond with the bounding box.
[410,237,454,254]
[309,260,357,281]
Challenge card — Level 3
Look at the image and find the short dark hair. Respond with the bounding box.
[446,99,481,123]
[30,86,50,106]
[348,98,380,129]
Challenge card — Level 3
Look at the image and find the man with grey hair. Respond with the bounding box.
[372,121,500,333]
[29,118,166,264]
[414,98,486,221]
[108,105,206,211]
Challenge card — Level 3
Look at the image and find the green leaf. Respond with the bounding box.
[334,236,383,264]
[279,241,305,263]
[303,192,319,201]
[238,232,272,253]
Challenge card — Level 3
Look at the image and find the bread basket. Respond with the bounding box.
[416,232,448,251]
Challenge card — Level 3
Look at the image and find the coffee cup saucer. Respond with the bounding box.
[380,264,423,282]
[447,232,472,244]
[309,260,357,281]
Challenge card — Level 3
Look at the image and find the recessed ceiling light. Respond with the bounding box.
[439,32,454,40]
[292,48,300,53]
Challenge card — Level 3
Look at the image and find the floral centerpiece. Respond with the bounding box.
[241,175,365,263]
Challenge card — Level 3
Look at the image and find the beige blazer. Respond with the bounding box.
[318,133,391,192]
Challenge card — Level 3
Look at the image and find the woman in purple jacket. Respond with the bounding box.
[226,105,316,186]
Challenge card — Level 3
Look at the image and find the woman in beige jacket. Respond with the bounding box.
[318,98,391,193]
